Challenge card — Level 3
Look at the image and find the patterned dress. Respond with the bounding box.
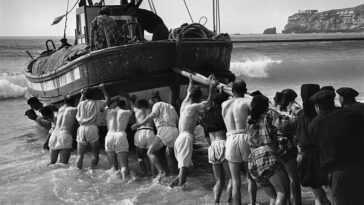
[268,103,301,162]
[247,111,282,187]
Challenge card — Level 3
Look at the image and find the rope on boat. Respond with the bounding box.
[183,0,194,23]
[148,0,157,14]
[63,0,70,39]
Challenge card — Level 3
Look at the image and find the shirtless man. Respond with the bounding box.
[48,96,77,165]
[127,96,156,176]
[104,96,133,180]
[170,77,215,187]
[76,84,109,169]
[221,80,257,205]
[131,92,179,179]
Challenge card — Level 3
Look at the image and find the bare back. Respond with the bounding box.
[133,107,154,128]
[55,105,77,132]
[106,108,118,132]
[221,97,251,133]
[106,107,132,132]
[179,101,207,134]
[116,109,133,132]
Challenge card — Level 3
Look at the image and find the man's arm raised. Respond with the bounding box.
[198,79,216,110]
[99,83,110,105]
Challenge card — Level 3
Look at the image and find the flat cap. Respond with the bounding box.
[309,90,335,104]
[336,87,359,99]
[320,86,335,92]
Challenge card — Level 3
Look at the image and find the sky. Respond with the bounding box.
[0,0,363,36]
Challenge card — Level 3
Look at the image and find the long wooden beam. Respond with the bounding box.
[171,67,233,96]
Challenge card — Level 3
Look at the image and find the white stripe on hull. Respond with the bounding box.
[27,67,81,92]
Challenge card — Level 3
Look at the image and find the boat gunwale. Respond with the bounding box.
[24,40,232,82]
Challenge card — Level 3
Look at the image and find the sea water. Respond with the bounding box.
[1,34,364,204]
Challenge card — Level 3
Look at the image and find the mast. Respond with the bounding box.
[212,0,221,34]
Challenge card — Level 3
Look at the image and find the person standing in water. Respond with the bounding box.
[126,96,156,177]
[76,84,109,169]
[131,91,179,179]
[221,80,257,205]
[104,95,133,180]
[48,95,77,165]
[200,91,232,204]
[170,77,215,187]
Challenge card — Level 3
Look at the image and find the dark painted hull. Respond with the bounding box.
[25,40,233,103]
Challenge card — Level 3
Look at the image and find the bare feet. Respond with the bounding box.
[169,177,179,188]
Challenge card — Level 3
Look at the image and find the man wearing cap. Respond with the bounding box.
[90,7,119,50]
[309,90,364,205]
[336,87,364,116]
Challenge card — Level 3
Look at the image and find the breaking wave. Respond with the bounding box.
[0,73,27,100]
[230,56,282,78]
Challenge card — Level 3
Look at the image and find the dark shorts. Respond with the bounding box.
[248,146,283,187]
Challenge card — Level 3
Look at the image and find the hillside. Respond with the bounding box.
[283,4,364,33]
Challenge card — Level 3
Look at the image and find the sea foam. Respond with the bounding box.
[0,73,27,99]
[230,56,282,78]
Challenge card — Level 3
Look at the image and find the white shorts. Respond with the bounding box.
[174,132,194,169]
[105,131,129,153]
[77,124,99,144]
[49,129,73,150]
[134,128,155,149]
[208,139,226,164]
[226,130,251,163]
[157,126,179,148]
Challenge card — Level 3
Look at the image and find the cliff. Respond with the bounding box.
[263,27,276,34]
[283,4,364,33]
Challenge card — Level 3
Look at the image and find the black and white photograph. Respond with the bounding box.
[0,0,364,204]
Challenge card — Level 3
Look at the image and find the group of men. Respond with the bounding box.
[25,77,364,205]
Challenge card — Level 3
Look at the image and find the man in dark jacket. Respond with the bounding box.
[309,90,364,205]
[336,87,364,116]
[125,3,169,41]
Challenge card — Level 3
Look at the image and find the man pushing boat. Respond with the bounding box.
[131,91,179,180]
[170,77,215,187]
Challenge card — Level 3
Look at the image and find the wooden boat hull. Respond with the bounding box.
[25,40,233,104]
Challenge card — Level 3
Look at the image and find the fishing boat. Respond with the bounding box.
[24,0,234,105]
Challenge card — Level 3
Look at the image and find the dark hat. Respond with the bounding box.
[301,84,320,120]
[320,86,335,93]
[301,84,320,103]
[99,7,111,15]
[336,87,359,99]
[281,89,297,102]
[309,90,335,104]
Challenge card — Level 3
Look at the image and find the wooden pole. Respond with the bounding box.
[171,67,233,96]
